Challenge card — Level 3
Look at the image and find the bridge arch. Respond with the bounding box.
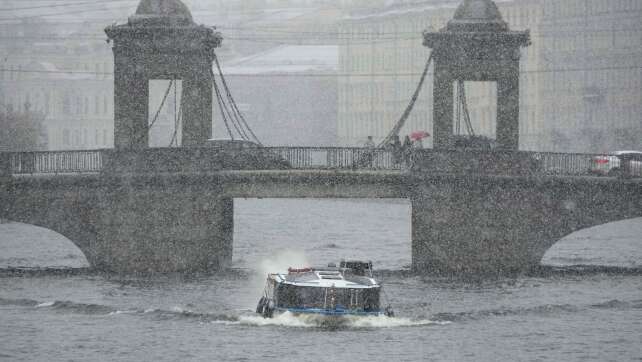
[542,217,642,268]
[0,220,90,268]
[232,198,412,271]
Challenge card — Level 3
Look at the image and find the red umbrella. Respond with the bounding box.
[410,131,430,141]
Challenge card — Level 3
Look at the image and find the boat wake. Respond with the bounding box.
[11,296,639,329]
[0,297,443,329]
[232,311,448,329]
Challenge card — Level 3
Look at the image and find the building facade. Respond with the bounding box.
[539,0,642,152]
[0,20,115,151]
[221,45,338,146]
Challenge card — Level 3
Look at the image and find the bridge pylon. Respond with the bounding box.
[105,0,222,149]
[424,0,530,150]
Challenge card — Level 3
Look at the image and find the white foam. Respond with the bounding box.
[234,311,448,329]
[239,311,317,327]
[36,301,55,308]
[108,310,136,316]
[347,315,450,328]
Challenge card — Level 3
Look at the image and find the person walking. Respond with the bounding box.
[389,135,402,166]
[363,135,375,168]
[402,135,412,167]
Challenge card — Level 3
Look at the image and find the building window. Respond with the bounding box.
[62,95,71,114]
[75,96,82,114]
[63,129,70,146]
[45,93,50,115]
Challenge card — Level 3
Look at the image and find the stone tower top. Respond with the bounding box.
[447,0,508,32]
[129,0,194,27]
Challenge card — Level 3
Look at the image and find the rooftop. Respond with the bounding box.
[223,45,338,75]
[128,0,195,27]
[447,0,509,32]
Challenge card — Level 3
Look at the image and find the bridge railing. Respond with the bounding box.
[2,148,640,178]
[264,147,403,170]
[9,150,103,175]
[411,150,641,178]
[531,152,597,176]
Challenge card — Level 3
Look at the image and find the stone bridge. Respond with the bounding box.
[1,149,640,275]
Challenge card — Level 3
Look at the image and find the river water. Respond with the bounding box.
[1,199,641,361]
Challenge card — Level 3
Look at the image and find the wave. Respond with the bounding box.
[590,299,642,310]
[433,304,581,322]
[0,297,40,307]
[3,296,639,329]
[0,297,445,329]
[432,298,642,322]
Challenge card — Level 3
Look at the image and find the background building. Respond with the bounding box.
[221,45,338,146]
[539,0,642,152]
[0,20,115,150]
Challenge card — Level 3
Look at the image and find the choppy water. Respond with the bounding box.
[1,199,641,361]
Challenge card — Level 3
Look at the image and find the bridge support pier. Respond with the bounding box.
[411,176,561,275]
[410,175,642,275]
[94,178,233,273]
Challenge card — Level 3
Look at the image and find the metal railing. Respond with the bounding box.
[9,150,103,174]
[265,147,403,170]
[532,152,598,176]
[1,147,640,178]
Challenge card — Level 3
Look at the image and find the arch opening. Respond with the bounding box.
[0,220,90,269]
[232,198,412,272]
[541,217,642,269]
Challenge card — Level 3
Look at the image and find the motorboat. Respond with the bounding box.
[256,260,394,318]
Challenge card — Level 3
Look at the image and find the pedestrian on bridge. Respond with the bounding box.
[403,135,413,167]
[363,136,376,168]
[387,135,403,166]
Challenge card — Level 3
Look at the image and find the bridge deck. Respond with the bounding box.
[1,148,641,179]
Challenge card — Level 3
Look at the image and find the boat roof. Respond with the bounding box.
[269,268,379,289]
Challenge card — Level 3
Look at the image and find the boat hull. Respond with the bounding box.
[275,307,383,317]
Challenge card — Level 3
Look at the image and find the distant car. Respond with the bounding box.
[204,138,261,149]
[203,138,291,169]
[589,151,642,177]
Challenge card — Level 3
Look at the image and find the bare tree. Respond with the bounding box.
[0,103,47,152]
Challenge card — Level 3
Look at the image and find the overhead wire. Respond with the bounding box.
[0,25,640,42]
[0,0,134,12]
[3,65,642,78]
[0,2,135,21]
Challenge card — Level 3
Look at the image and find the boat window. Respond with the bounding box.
[284,273,317,282]
[275,285,381,311]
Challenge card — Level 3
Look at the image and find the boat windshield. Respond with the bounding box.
[275,284,380,311]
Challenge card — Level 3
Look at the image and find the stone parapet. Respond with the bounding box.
[101,148,291,174]
[411,150,542,176]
